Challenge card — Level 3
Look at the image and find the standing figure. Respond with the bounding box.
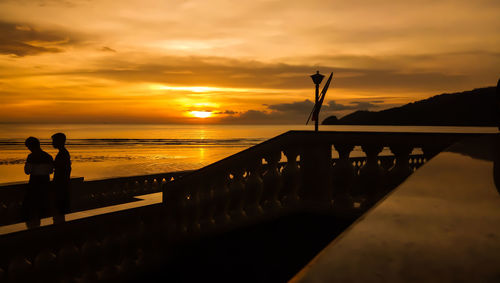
[51,132,72,223]
[24,137,54,228]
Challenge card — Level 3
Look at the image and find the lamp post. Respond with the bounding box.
[311,71,325,132]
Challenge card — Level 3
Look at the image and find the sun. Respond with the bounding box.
[190,111,213,118]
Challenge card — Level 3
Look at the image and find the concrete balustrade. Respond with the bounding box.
[161,131,477,239]
[0,130,490,282]
[0,171,191,226]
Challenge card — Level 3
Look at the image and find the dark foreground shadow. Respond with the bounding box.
[132,213,355,283]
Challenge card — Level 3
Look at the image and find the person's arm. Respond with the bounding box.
[49,156,54,174]
[24,155,32,175]
[24,162,32,175]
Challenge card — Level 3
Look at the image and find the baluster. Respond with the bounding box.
[229,166,247,221]
[244,158,264,217]
[300,142,334,210]
[162,183,185,238]
[262,151,283,211]
[281,148,301,207]
[57,243,81,279]
[146,177,155,193]
[122,181,131,200]
[102,228,124,267]
[34,249,57,281]
[191,184,202,233]
[332,144,355,210]
[143,178,150,194]
[388,145,414,189]
[179,183,200,234]
[8,256,33,283]
[81,240,101,271]
[359,144,384,205]
[132,180,139,194]
[198,183,216,232]
[152,178,160,192]
[110,182,118,200]
[213,173,231,226]
[139,178,147,194]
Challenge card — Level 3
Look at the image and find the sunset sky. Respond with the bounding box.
[1,0,499,124]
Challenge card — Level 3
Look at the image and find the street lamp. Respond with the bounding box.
[311,71,325,131]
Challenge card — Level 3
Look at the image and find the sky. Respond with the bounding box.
[0,0,499,124]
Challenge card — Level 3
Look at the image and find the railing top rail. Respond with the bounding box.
[0,170,193,189]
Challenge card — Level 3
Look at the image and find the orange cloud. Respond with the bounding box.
[0,0,498,123]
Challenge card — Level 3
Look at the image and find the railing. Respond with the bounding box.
[71,171,191,210]
[0,131,489,282]
[162,131,460,241]
[0,171,191,226]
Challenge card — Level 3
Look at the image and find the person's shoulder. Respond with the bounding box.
[41,150,54,162]
[62,148,70,157]
[57,148,70,159]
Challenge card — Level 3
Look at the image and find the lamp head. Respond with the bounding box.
[311,71,324,85]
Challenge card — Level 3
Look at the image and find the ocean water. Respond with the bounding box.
[0,124,496,184]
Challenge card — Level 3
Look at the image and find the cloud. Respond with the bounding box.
[326,101,377,111]
[267,99,378,112]
[60,52,498,93]
[219,99,381,124]
[214,110,238,115]
[267,100,314,112]
[100,46,116,52]
[0,21,79,56]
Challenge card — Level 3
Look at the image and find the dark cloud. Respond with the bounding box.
[267,100,314,113]
[267,100,378,112]
[100,46,116,52]
[326,101,377,111]
[220,110,288,124]
[220,99,381,124]
[214,110,238,115]
[0,21,79,56]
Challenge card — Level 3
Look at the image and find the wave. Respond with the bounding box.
[0,138,266,148]
[0,138,266,165]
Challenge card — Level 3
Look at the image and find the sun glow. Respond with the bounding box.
[190,111,213,118]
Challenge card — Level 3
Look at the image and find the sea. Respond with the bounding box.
[0,124,496,185]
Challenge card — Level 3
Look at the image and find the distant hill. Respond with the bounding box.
[322,86,497,126]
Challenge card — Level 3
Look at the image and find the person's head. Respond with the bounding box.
[25,137,41,153]
[51,133,66,149]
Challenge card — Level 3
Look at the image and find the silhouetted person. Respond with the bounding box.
[51,133,71,223]
[24,137,53,228]
[497,78,500,130]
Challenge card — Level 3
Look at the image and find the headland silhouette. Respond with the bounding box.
[323,86,497,126]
